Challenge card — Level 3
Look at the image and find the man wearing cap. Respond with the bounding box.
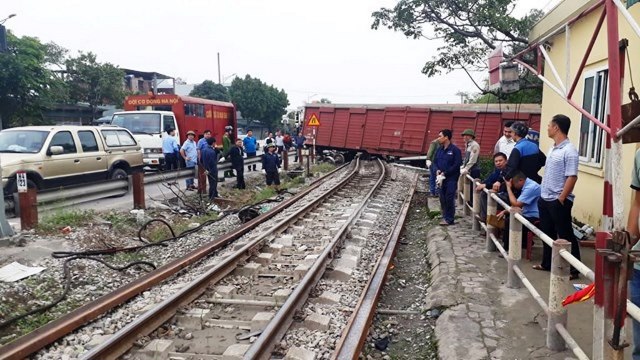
[180,130,198,190]
[460,129,481,205]
[162,127,180,171]
[505,122,546,184]
[201,137,219,199]
[262,143,281,189]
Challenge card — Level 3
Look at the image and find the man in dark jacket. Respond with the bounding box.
[505,122,546,183]
[262,143,281,188]
[476,152,509,222]
[294,131,306,163]
[201,137,219,200]
[229,139,246,189]
[433,129,462,226]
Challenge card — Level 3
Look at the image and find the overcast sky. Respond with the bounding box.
[5,0,560,109]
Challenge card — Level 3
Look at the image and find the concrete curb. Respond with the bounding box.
[424,226,458,310]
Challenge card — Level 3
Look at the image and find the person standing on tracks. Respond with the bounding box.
[496,171,540,253]
[243,129,258,172]
[162,127,179,171]
[262,143,281,189]
[180,130,198,190]
[433,129,462,226]
[426,138,440,198]
[494,121,516,158]
[534,114,581,280]
[626,148,640,359]
[229,139,246,189]
[294,131,306,163]
[460,129,481,206]
[221,125,234,178]
[505,122,546,184]
[201,137,219,199]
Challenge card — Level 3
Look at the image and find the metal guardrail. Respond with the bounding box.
[456,174,639,359]
[8,153,299,215]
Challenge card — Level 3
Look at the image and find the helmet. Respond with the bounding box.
[461,129,476,138]
[224,125,233,132]
[510,122,529,138]
[186,130,196,136]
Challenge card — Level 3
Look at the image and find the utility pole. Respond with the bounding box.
[217,52,221,84]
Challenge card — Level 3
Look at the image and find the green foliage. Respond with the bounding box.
[189,80,230,102]
[37,209,96,234]
[0,32,67,127]
[477,156,495,180]
[319,98,331,104]
[311,163,336,174]
[229,75,289,130]
[371,0,545,96]
[253,187,277,203]
[65,52,125,118]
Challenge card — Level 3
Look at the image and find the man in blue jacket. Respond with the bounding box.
[262,143,281,189]
[505,122,546,184]
[201,137,219,200]
[433,129,462,226]
[243,129,258,171]
[476,152,508,222]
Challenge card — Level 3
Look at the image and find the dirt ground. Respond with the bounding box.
[362,192,438,360]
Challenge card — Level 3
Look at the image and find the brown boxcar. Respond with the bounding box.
[301,103,541,158]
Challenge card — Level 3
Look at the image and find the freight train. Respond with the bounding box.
[301,103,541,164]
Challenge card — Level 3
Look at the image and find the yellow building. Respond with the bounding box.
[530,0,640,228]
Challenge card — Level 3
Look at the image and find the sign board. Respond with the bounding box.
[301,149,310,156]
[16,172,27,193]
[307,113,321,127]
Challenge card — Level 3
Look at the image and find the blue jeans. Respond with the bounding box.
[439,178,458,224]
[185,159,196,187]
[429,166,438,196]
[631,268,640,360]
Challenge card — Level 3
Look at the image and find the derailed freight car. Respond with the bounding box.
[301,103,541,161]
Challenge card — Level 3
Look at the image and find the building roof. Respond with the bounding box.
[529,0,600,43]
[121,68,173,80]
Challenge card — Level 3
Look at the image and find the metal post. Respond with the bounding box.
[217,52,221,84]
[132,172,145,210]
[19,188,37,230]
[463,176,471,216]
[197,165,207,194]
[457,175,465,206]
[299,148,304,167]
[0,158,14,237]
[547,239,571,351]
[306,151,311,177]
[486,192,497,252]
[507,214,522,288]
[312,128,316,164]
[283,148,289,171]
[472,182,480,231]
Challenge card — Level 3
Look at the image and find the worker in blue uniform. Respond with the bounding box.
[433,129,462,226]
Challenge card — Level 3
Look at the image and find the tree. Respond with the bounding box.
[0,32,67,127]
[65,52,125,119]
[371,0,544,100]
[319,98,332,104]
[189,80,230,101]
[228,75,289,130]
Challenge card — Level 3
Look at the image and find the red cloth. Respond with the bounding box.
[562,283,595,306]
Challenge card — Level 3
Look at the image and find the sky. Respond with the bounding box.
[4,0,561,110]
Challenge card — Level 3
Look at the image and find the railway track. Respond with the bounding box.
[1,158,417,360]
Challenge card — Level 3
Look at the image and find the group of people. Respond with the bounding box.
[160,126,288,201]
[263,130,307,162]
[427,115,582,280]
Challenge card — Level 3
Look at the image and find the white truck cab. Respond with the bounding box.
[111,111,178,169]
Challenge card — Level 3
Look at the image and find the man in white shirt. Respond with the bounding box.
[494,121,516,158]
[275,130,285,154]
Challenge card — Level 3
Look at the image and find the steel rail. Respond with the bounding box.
[0,161,350,360]
[81,158,365,359]
[332,173,417,360]
[244,159,387,360]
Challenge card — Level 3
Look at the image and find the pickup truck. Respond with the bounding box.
[0,125,143,194]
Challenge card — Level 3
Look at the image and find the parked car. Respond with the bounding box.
[0,126,143,195]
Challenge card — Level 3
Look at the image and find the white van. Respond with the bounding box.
[111,111,178,169]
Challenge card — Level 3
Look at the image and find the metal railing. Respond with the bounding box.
[455,174,640,359]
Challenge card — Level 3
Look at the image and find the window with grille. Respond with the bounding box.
[579,69,609,166]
